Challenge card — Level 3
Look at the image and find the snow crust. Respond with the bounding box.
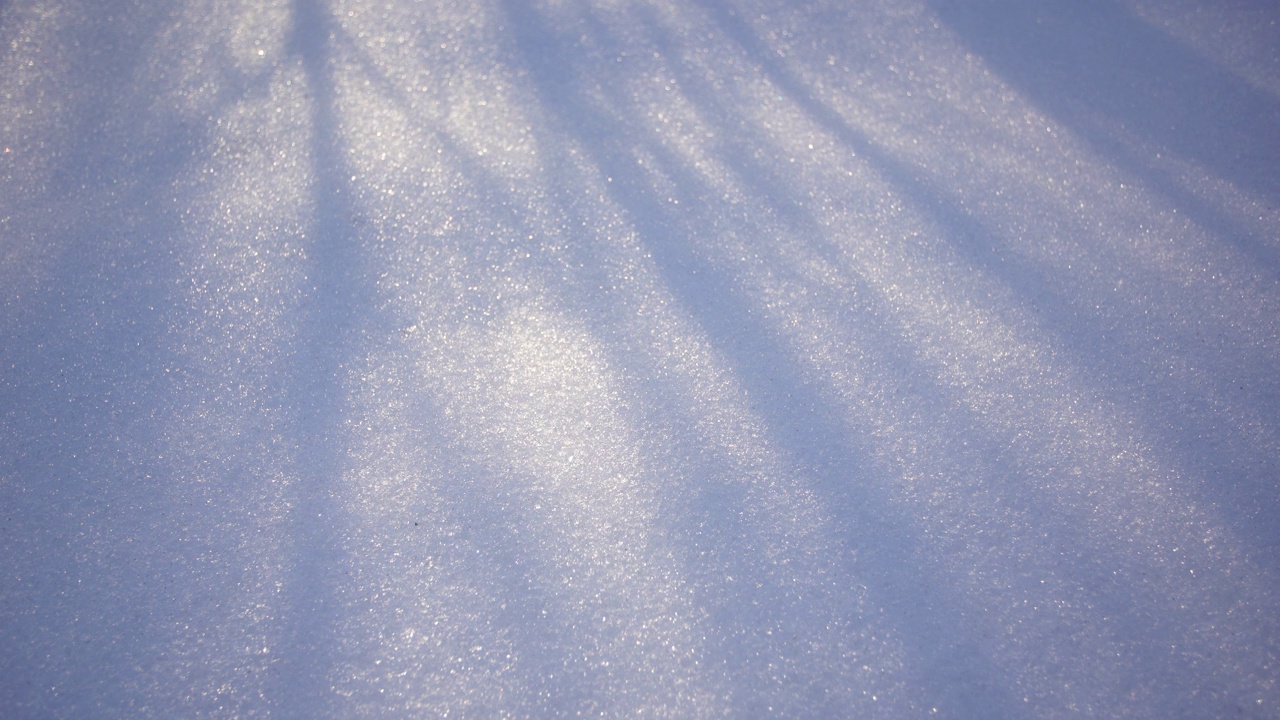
[2,0,1278,717]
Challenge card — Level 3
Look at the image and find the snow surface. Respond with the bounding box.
[2,0,1279,717]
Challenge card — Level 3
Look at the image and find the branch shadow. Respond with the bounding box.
[7,0,1276,715]
[495,0,1027,715]
[490,0,1279,715]
[269,0,388,713]
[931,0,1280,279]
[927,0,1280,552]
[271,8,602,712]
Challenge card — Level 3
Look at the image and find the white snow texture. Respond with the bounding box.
[1,0,1278,717]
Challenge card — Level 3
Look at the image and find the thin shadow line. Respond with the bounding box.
[273,0,378,714]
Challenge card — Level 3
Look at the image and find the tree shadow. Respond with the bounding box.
[495,0,1029,715]
[491,0,1280,715]
[932,0,1280,278]
[267,0,389,713]
[6,0,1277,715]
[0,2,305,716]
[928,0,1280,553]
[270,7,624,712]
[686,0,1280,570]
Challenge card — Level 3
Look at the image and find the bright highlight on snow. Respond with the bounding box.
[2,0,1278,717]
